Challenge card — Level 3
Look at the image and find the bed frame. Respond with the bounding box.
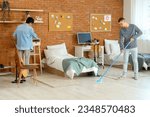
[44,64,65,77]
[44,64,95,78]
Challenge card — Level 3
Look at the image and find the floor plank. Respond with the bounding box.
[0,67,150,100]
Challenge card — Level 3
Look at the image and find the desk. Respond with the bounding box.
[30,39,42,74]
[75,45,104,67]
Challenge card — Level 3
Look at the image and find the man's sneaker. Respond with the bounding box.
[133,76,138,80]
[118,74,126,79]
[133,73,138,80]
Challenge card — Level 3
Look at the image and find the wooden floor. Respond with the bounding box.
[0,67,150,100]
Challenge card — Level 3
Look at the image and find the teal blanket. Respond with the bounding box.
[62,57,99,76]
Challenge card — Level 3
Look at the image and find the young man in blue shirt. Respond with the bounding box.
[13,17,39,65]
[118,17,142,80]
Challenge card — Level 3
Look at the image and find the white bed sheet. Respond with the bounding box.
[46,54,98,79]
[104,53,124,65]
[46,54,74,72]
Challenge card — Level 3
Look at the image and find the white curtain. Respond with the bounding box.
[132,0,150,40]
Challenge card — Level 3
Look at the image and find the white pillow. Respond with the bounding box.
[105,39,119,55]
[110,43,120,54]
[47,43,68,56]
[44,49,57,64]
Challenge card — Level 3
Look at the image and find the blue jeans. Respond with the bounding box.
[123,47,138,77]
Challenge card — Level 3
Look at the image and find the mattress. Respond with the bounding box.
[46,54,98,79]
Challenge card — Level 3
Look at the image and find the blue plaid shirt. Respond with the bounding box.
[13,23,38,50]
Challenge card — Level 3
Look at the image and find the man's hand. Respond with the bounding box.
[121,49,124,53]
[129,35,134,42]
[130,37,134,42]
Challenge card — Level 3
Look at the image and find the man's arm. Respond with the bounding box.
[132,25,143,39]
[119,31,124,51]
[12,30,17,45]
[30,27,39,39]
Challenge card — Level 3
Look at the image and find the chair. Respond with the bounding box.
[12,39,39,86]
[15,49,38,85]
[15,51,38,86]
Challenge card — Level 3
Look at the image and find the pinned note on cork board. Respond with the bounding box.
[49,13,73,31]
[90,14,111,32]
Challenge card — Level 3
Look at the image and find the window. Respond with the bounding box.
[143,0,150,39]
[133,0,150,40]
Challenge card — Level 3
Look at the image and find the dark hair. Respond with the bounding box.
[118,17,125,23]
[26,17,34,24]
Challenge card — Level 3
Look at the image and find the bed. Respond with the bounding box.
[104,39,149,70]
[44,43,99,79]
[129,53,150,71]
[104,39,124,65]
[104,53,124,65]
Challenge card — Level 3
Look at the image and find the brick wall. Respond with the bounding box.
[0,0,123,57]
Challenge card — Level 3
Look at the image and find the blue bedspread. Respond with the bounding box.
[62,57,99,76]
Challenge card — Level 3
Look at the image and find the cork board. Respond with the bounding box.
[49,13,73,31]
[90,14,111,32]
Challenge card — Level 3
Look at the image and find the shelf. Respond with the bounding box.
[0,20,43,24]
[0,66,15,76]
[0,8,44,24]
[34,21,43,23]
[0,8,44,12]
[0,66,15,69]
[0,21,23,23]
[0,72,14,76]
